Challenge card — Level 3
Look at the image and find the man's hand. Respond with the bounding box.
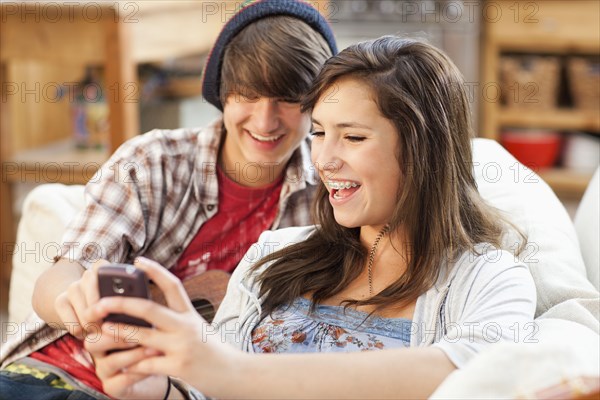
[55,259,111,339]
[33,258,109,338]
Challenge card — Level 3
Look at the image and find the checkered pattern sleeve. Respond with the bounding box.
[56,124,316,269]
[58,132,174,269]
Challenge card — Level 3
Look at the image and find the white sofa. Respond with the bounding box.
[8,138,600,398]
[432,165,600,399]
[575,167,600,292]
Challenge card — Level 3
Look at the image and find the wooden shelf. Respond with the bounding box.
[499,108,600,132]
[481,0,599,200]
[486,0,600,55]
[496,40,600,56]
[3,139,108,185]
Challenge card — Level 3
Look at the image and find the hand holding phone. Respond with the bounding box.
[98,264,152,327]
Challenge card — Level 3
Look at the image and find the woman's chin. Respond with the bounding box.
[333,215,361,229]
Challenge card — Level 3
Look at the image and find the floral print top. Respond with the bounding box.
[252,297,413,353]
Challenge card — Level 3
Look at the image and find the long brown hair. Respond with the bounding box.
[254,37,523,316]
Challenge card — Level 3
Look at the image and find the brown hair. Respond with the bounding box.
[254,37,524,316]
[220,16,332,104]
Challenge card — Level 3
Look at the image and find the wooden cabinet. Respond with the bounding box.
[480,0,600,199]
[0,1,230,314]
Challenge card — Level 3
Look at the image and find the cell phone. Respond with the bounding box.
[98,264,152,328]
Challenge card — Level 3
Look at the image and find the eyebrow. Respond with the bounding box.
[311,118,373,130]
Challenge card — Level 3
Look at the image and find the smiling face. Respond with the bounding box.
[221,94,311,186]
[311,77,402,231]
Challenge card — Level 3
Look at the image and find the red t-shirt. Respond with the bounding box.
[31,166,284,393]
[30,335,103,393]
[173,166,283,278]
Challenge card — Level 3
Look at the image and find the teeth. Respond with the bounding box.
[326,181,359,190]
[248,131,282,142]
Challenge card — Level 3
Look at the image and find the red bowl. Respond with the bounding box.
[501,130,562,169]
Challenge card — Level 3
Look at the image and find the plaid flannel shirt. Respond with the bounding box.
[1,118,317,369]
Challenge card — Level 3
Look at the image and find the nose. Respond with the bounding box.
[252,98,280,134]
[312,136,342,179]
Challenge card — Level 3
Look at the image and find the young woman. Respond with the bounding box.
[85,37,536,399]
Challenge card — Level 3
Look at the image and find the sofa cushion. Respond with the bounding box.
[472,139,598,332]
[431,318,599,399]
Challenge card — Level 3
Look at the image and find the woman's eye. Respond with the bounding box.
[310,131,325,138]
[346,135,365,142]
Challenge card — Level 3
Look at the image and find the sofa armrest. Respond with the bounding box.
[9,184,86,324]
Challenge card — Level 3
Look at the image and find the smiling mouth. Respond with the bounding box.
[325,181,361,200]
[246,130,284,143]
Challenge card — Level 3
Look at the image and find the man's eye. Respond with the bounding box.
[238,92,260,101]
[277,98,299,104]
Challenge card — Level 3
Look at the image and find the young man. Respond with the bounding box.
[0,1,337,398]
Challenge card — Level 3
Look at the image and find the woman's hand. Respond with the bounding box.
[84,328,168,400]
[84,257,241,396]
[53,259,109,340]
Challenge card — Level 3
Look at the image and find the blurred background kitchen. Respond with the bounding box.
[1,0,599,317]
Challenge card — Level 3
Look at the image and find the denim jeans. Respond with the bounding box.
[0,370,98,400]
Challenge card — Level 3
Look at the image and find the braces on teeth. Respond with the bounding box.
[328,181,359,190]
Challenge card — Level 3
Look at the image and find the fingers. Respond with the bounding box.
[64,272,98,336]
[101,372,152,399]
[85,323,162,378]
[86,296,182,333]
[82,259,110,309]
[86,322,172,378]
[55,260,110,338]
[85,323,144,355]
[133,257,193,313]
[66,280,88,321]
[93,346,150,379]
[101,372,146,399]
[90,344,165,399]
[126,354,172,377]
[102,322,169,352]
[55,292,86,340]
[79,269,100,326]
[91,258,111,272]
[102,373,169,400]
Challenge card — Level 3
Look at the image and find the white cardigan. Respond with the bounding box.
[212,225,537,368]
